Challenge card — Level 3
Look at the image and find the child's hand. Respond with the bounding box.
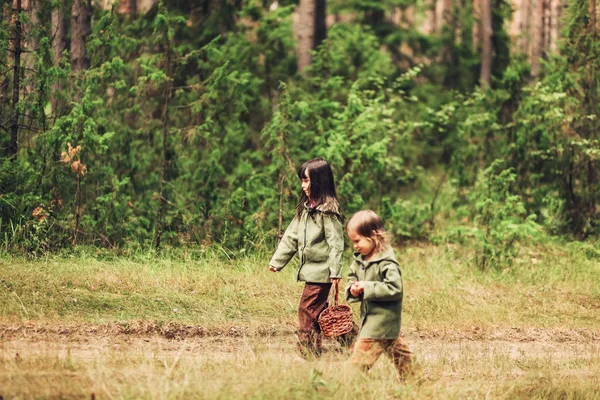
[350,281,364,297]
[269,266,278,272]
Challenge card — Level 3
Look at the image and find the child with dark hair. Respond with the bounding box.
[269,158,344,358]
[345,210,417,379]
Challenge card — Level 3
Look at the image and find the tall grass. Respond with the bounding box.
[0,243,599,399]
[1,242,598,330]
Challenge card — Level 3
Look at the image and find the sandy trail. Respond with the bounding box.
[1,323,598,367]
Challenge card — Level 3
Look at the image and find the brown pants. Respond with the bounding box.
[297,282,331,357]
[351,337,416,378]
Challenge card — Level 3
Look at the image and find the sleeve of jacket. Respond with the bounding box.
[324,214,344,278]
[362,261,403,302]
[269,218,299,270]
[344,260,361,303]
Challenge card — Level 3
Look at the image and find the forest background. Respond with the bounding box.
[0,0,599,268]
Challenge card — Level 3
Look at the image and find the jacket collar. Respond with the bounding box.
[354,246,397,267]
[302,198,341,215]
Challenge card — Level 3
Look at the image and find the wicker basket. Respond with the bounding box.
[318,280,354,338]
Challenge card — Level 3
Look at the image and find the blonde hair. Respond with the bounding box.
[346,210,392,253]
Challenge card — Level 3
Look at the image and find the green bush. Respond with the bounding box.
[472,160,542,270]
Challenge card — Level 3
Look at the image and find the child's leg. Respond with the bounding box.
[350,339,385,372]
[298,282,331,357]
[385,338,417,378]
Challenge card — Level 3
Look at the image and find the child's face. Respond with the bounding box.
[347,229,375,258]
[301,169,311,197]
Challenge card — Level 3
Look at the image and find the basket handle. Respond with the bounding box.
[330,279,339,307]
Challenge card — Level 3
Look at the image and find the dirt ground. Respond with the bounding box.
[1,323,598,366]
[1,323,599,399]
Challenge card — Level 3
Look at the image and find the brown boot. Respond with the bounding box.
[298,330,322,359]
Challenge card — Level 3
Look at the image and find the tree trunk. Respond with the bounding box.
[403,5,415,28]
[21,0,39,94]
[389,6,416,28]
[435,0,442,32]
[548,0,562,53]
[519,0,532,56]
[8,0,22,158]
[472,0,481,51]
[439,0,455,64]
[509,0,523,52]
[435,0,453,33]
[480,0,492,87]
[314,0,326,49]
[590,0,600,31]
[530,0,544,78]
[155,32,174,251]
[51,6,65,68]
[138,0,159,14]
[28,1,39,50]
[389,7,401,26]
[118,0,137,14]
[71,0,92,72]
[295,0,326,75]
[51,4,65,113]
[1,4,11,123]
[443,0,453,25]
[543,0,551,52]
[422,0,436,34]
[587,0,598,217]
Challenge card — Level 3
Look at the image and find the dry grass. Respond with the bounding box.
[0,243,599,399]
[1,335,599,399]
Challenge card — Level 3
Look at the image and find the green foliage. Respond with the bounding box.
[381,196,430,241]
[0,160,38,222]
[499,0,600,236]
[0,159,51,253]
[472,160,541,270]
[0,0,598,265]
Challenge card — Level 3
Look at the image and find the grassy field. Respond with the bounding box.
[1,243,599,399]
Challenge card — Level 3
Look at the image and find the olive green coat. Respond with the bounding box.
[345,247,403,339]
[269,202,344,283]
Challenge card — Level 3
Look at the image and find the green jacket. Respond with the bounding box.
[269,202,344,283]
[345,247,403,339]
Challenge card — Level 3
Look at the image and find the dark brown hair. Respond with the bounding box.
[295,158,339,219]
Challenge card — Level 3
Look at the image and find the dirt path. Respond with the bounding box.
[1,322,598,342]
[1,323,598,365]
[2,323,599,399]
[2,335,598,363]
